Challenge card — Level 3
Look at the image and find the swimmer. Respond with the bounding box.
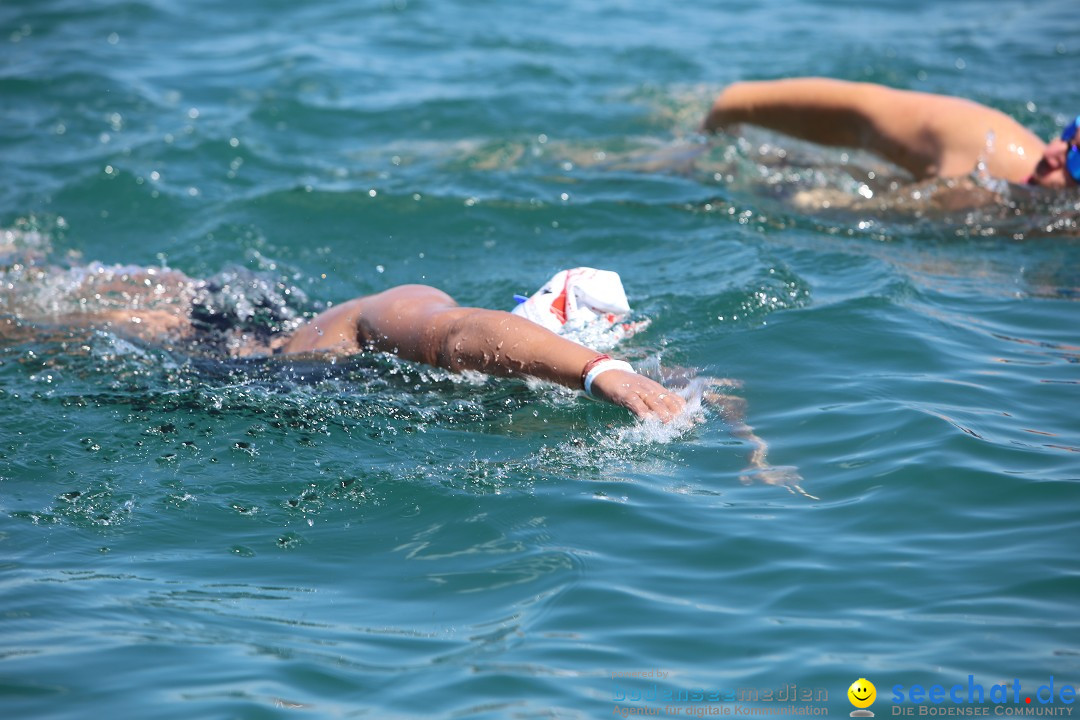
[703,77,1079,202]
[2,260,809,491]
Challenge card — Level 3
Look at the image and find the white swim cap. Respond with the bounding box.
[511,267,643,349]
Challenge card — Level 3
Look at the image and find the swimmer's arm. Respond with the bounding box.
[283,284,685,421]
[704,78,1032,181]
[705,78,880,149]
[704,78,945,178]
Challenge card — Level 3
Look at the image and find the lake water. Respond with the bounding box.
[2,0,1079,718]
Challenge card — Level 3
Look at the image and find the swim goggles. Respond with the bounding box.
[1064,114,1080,185]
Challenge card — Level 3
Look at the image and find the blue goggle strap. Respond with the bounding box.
[1065,115,1080,184]
[1061,115,1080,143]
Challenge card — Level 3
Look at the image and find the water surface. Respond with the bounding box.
[2,0,1079,717]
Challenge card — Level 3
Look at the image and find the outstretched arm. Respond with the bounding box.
[703,78,1043,183]
[283,284,686,422]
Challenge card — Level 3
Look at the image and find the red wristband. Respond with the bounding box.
[580,354,612,389]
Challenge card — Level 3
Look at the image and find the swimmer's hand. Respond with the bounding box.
[589,369,686,423]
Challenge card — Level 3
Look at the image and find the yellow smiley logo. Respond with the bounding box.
[848,678,876,710]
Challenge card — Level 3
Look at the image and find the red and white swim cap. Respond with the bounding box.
[511,267,644,349]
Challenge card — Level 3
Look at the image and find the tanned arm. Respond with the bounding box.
[703,78,1044,183]
[283,284,686,422]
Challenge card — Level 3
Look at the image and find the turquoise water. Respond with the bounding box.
[2,1,1080,718]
